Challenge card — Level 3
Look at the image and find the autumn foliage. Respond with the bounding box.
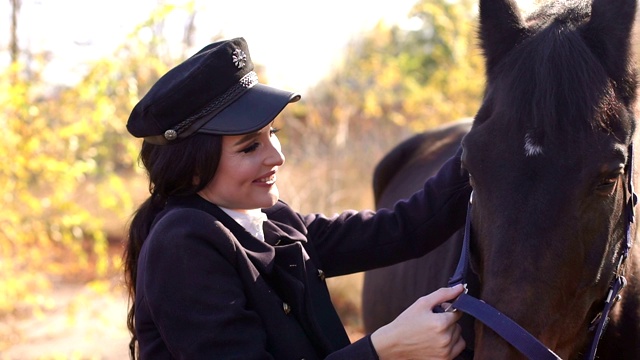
[1,0,486,354]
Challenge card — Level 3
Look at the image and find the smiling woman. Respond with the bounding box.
[122,36,472,359]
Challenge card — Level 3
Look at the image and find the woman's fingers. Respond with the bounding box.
[423,284,465,311]
[450,324,467,358]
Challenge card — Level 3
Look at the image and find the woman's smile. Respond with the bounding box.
[254,171,277,185]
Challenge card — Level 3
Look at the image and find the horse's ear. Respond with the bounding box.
[479,0,527,75]
[580,0,637,83]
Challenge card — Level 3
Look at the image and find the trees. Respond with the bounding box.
[0,1,194,328]
[307,0,483,136]
[277,0,484,213]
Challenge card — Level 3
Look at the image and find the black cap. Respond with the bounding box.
[126,37,301,145]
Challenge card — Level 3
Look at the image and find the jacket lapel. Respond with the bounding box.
[263,220,308,246]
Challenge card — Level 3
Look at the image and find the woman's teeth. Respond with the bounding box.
[257,175,276,184]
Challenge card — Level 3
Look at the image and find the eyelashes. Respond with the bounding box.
[241,143,259,153]
[240,127,280,153]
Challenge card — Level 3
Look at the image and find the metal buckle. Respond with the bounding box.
[589,312,603,332]
[441,284,469,313]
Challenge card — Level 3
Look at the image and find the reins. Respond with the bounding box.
[444,144,637,360]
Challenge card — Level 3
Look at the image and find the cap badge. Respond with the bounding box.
[232,49,247,68]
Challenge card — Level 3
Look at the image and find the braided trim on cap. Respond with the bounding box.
[164,71,259,141]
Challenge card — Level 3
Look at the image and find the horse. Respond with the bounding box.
[362,0,640,359]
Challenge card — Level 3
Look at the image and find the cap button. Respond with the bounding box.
[164,129,177,141]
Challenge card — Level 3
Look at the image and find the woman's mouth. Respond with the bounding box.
[254,174,276,185]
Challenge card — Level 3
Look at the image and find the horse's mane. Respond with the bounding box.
[489,0,633,145]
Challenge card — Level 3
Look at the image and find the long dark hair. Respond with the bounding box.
[123,133,222,358]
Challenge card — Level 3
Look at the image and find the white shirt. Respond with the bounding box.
[219,207,267,242]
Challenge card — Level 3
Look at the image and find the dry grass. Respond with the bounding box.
[327,273,366,340]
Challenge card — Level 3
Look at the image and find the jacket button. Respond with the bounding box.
[283,302,291,315]
[317,269,326,281]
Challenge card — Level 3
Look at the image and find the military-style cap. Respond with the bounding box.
[126,37,301,145]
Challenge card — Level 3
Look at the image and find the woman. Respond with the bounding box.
[124,37,471,359]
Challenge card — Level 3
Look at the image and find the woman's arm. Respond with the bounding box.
[301,150,471,276]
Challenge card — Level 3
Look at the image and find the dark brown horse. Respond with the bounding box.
[362,0,640,359]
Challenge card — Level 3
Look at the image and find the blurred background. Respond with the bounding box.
[0,0,533,358]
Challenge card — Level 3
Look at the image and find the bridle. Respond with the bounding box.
[442,145,637,360]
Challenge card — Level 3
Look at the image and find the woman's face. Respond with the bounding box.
[198,122,285,212]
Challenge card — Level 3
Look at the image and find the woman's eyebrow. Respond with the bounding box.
[234,131,260,146]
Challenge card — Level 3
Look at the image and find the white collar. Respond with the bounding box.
[219,207,267,242]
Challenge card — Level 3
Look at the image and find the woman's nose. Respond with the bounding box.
[266,137,285,166]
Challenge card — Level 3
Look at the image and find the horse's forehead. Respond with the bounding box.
[467,118,625,174]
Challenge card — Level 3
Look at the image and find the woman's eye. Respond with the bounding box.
[270,127,280,135]
[241,143,259,153]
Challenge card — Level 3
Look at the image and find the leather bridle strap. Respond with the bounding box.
[447,192,473,287]
[446,193,561,360]
[587,143,636,359]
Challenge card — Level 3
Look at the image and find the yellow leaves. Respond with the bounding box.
[0,4,195,355]
[363,92,383,118]
[98,174,134,215]
[111,254,123,272]
[0,259,51,314]
[87,279,111,295]
[307,0,484,141]
[0,17,147,321]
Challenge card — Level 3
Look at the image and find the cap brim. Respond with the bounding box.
[197,83,301,136]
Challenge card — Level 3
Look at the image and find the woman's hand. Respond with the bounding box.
[370,285,466,360]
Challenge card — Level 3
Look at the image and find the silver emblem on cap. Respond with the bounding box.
[232,49,246,68]
[164,129,178,141]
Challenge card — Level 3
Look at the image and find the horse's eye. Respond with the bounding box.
[595,175,620,195]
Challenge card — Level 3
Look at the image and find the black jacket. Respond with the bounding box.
[134,153,471,359]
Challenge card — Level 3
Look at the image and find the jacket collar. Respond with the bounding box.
[165,194,307,244]
[163,194,308,273]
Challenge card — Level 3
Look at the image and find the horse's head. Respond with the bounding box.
[462,0,638,358]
